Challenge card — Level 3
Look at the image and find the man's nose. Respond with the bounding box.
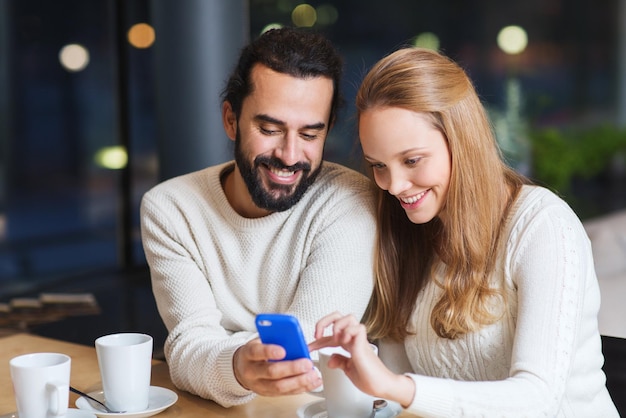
[274,133,300,167]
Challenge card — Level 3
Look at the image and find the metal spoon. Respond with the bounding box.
[372,399,387,417]
[70,386,126,414]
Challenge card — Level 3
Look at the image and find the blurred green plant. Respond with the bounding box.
[528,125,626,192]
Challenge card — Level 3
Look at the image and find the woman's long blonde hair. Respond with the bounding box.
[358,47,528,341]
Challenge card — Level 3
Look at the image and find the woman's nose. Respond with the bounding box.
[386,170,410,196]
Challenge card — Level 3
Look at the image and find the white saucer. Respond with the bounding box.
[0,409,97,418]
[66,409,99,418]
[297,399,402,418]
[75,386,177,418]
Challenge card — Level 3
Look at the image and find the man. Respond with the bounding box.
[140,27,376,407]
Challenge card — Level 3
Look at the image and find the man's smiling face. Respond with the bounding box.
[223,64,334,214]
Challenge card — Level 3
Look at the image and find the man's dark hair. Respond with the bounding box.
[221,27,344,127]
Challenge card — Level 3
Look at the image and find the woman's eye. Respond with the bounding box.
[406,157,421,166]
[369,163,385,170]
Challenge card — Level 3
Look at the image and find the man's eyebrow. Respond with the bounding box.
[304,122,327,131]
[255,114,285,126]
[254,114,326,131]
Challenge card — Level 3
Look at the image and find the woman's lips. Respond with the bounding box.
[398,189,429,209]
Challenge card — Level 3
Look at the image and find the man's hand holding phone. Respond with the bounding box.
[232,314,322,396]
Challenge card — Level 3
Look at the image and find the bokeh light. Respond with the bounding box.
[412,32,440,51]
[292,4,317,27]
[127,23,155,49]
[94,146,128,170]
[59,44,90,72]
[497,25,528,55]
[261,23,284,34]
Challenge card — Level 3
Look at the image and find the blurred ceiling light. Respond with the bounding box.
[128,23,155,49]
[292,4,316,27]
[94,146,128,170]
[59,44,90,72]
[261,23,284,34]
[316,4,338,26]
[412,32,440,51]
[497,25,528,55]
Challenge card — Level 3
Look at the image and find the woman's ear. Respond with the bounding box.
[222,101,237,141]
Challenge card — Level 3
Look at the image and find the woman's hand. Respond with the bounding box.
[308,312,415,406]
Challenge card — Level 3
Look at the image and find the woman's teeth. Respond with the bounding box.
[400,190,426,204]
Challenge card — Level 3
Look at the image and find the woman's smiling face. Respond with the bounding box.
[359,106,452,224]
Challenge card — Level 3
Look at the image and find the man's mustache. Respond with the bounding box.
[254,156,311,172]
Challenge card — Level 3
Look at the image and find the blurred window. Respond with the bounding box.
[0,0,156,291]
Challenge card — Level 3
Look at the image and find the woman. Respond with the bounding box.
[309,47,618,417]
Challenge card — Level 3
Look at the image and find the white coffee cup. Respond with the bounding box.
[95,332,153,412]
[317,345,377,418]
[10,352,71,418]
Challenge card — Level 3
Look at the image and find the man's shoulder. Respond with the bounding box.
[144,162,230,200]
[316,161,372,192]
[296,161,375,217]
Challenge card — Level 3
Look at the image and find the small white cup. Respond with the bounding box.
[95,332,153,412]
[10,352,71,418]
[318,345,377,418]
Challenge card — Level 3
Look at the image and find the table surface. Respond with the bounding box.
[0,333,410,417]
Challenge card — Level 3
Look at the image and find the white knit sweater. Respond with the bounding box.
[140,161,376,407]
[379,186,618,417]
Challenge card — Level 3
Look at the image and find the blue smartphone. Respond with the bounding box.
[255,313,311,361]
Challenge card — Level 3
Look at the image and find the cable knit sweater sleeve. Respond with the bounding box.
[140,162,376,407]
[401,187,618,417]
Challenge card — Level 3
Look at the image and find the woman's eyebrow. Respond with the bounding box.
[364,147,428,161]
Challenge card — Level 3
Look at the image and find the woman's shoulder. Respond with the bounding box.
[512,185,577,221]
[506,184,586,242]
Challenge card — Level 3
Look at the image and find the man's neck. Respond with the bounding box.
[221,165,271,219]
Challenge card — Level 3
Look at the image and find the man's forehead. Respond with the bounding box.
[242,67,334,128]
[248,63,333,95]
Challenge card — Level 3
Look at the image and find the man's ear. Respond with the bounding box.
[222,101,237,141]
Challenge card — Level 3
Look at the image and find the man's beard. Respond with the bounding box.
[234,132,322,212]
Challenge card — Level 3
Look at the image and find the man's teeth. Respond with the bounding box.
[269,166,295,177]
[400,190,426,204]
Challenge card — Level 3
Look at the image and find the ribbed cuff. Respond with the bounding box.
[217,344,256,398]
[405,373,454,418]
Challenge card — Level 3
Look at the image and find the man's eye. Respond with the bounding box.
[301,133,318,141]
[260,127,279,135]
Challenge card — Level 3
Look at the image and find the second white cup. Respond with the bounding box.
[95,332,153,412]
[318,345,377,418]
